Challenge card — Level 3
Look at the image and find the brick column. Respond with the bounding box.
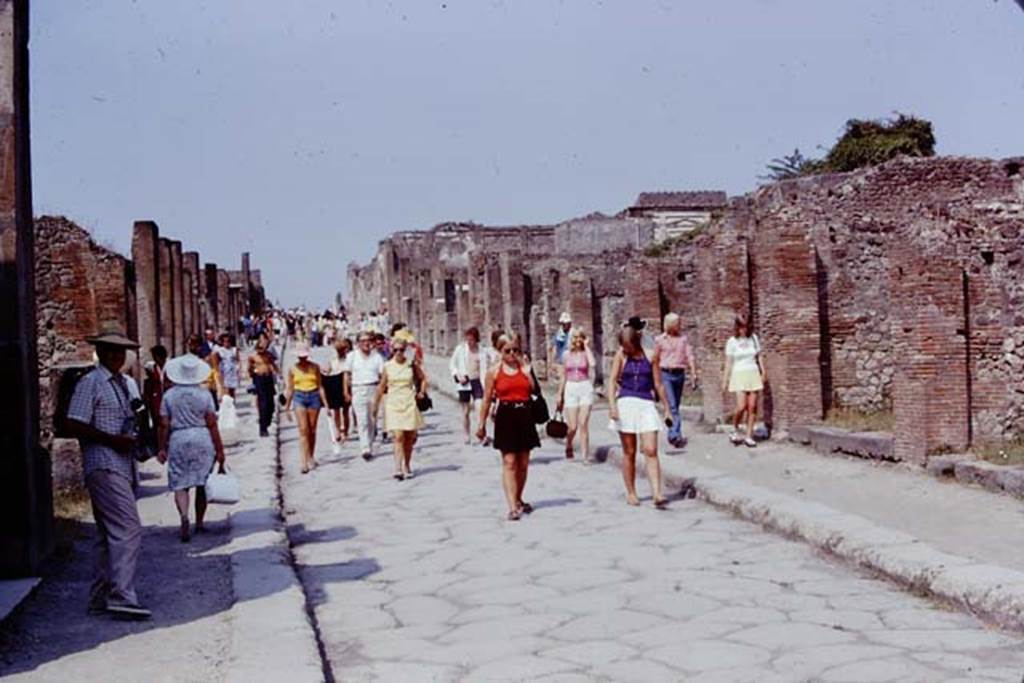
[132,221,161,357]
[217,269,230,335]
[695,231,752,423]
[182,251,201,337]
[241,252,252,317]
[0,0,53,574]
[204,263,219,332]
[170,240,185,355]
[753,228,824,433]
[891,255,969,464]
[157,238,175,351]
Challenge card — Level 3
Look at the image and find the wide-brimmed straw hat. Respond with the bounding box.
[294,343,311,357]
[164,354,212,386]
[86,325,139,349]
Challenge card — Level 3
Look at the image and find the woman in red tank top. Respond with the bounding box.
[477,333,541,521]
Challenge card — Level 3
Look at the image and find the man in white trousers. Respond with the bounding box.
[349,331,385,461]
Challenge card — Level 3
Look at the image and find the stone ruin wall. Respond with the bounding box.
[350,155,1024,463]
[34,215,269,492]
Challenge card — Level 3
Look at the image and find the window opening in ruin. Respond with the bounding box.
[815,249,834,417]
[744,248,756,324]
[444,279,456,313]
[962,270,974,447]
[1005,161,1021,178]
[981,250,994,266]
[590,282,605,385]
[392,250,400,272]
[676,271,686,282]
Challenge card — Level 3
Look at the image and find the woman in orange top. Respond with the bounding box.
[477,333,541,521]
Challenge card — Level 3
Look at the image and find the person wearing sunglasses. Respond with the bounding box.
[477,334,541,521]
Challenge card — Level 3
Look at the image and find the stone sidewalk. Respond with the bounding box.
[421,354,1024,633]
[278,348,1024,681]
[0,391,321,682]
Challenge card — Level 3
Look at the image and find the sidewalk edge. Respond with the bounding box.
[598,445,1024,634]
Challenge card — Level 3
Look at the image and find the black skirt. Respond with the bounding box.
[493,401,541,453]
[322,374,348,409]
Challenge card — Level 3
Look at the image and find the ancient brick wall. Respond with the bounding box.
[348,156,1024,457]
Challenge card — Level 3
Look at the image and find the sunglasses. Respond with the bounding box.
[502,348,521,354]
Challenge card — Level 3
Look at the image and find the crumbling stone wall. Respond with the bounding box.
[36,216,270,490]
[349,156,1024,462]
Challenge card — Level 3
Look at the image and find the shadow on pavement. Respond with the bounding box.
[413,464,462,477]
[0,512,364,677]
[531,497,582,510]
[302,558,382,609]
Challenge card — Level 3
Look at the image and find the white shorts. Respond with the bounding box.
[610,397,662,434]
[563,380,594,409]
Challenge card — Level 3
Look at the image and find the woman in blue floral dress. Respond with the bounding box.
[158,354,226,542]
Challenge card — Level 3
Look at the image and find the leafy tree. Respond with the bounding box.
[763,113,935,180]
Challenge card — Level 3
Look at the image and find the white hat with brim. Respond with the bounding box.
[294,343,311,357]
[558,312,572,324]
[86,328,139,349]
[164,354,212,386]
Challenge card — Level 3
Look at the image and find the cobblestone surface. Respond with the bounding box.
[278,372,1024,682]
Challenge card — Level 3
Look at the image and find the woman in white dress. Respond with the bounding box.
[721,312,766,448]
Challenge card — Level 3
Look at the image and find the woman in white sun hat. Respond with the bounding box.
[158,354,226,542]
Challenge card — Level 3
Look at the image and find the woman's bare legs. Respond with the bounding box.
[641,431,663,503]
[578,404,592,461]
[501,453,519,514]
[403,432,417,475]
[294,407,310,470]
[619,432,640,505]
[745,392,759,439]
[733,392,746,434]
[565,406,580,457]
[515,452,529,505]
[195,486,208,531]
[392,431,405,476]
[307,407,321,466]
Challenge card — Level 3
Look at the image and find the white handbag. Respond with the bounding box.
[205,470,241,505]
[218,395,241,446]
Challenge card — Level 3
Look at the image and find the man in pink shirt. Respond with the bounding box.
[652,313,698,448]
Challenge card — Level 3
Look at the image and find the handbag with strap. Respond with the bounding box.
[205,469,241,505]
[546,411,568,439]
[529,369,550,425]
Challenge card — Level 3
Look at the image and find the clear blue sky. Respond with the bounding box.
[30,1,1024,308]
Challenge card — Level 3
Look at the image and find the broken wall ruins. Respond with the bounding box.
[36,216,269,491]
[349,156,1024,464]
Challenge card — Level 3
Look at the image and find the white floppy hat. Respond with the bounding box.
[558,312,572,324]
[164,354,212,386]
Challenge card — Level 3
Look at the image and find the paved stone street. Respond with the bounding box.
[279,355,1024,682]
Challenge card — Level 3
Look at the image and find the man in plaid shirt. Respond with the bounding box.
[65,328,151,620]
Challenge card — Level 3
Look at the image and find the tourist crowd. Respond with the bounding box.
[64,302,765,619]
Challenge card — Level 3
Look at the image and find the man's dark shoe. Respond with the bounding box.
[106,600,152,621]
[259,429,269,437]
[362,452,373,462]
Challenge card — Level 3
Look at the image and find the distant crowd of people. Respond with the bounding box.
[64,301,765,619]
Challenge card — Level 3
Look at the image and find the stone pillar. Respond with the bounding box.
[241,252,252,316]
[891,253,969,464]
[131,221,161,358]
[182,251,200,337]
[204,263,219,332]
[0,0,53,574]
[169,241,184,355]
[500,251,525,335]
[217,269,230,335]
[157,238,175,351]
[695,229,752,424]
[753,228,824,434]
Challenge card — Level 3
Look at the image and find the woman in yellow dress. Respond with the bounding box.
[373,336,427,480]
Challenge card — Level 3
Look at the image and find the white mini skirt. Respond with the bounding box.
[610,397,662,434]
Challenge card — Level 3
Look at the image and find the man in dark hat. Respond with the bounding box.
[64,327,151,620]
